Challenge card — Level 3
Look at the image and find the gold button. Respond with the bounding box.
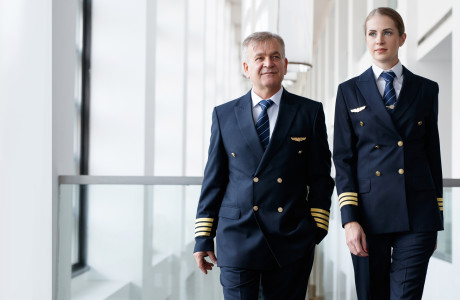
[418,121,423,126]
[231,153,236,157]
[375,145,381,149]
[360,121,364,126]
[399,169,404,174]
[376,171,381,176]
[277,178,283,183]
[398,141,403,147]
[278,207,283,213]
[253,177,259,183]
[298,150,303,154]
[253,206,259,212]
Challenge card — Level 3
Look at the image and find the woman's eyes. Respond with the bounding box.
[368,31,393,37]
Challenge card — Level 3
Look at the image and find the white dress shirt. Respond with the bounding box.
[251,87,283,139]
[372,61,404,99]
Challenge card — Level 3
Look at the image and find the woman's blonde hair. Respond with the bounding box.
[364,7,405,36]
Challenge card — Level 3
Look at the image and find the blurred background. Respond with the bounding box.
[0,0,459,299]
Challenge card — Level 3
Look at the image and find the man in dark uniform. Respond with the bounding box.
[193,31,334,299]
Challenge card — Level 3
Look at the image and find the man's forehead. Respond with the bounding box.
[249,39,282,54]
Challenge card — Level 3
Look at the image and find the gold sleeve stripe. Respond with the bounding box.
[195,227,212,232]
[437,198,443,201]
[314,217,329,226]
[339,199,358,206]
[310,208,330,216]
[339,196,357,204]
[440,207,444,211]
[339,192,357,200]
[195,232,211,237]
[339,200,359,209]
[316,223,328,231]
[195,222,213,228]
[195,218,214,223]
[311,213,329,221]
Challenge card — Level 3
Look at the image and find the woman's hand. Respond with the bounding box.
[345,221,369,257]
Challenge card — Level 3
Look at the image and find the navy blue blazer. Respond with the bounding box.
[333,66,443,235]
[194,89,334,269]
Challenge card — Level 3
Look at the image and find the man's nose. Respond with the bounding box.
[263,57,274,67]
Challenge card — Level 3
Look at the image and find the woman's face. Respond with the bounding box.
[365,14,406,69]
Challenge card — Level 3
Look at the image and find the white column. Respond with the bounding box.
[0,1,52,299]
[52,0,79,298]
[452,0,460,178]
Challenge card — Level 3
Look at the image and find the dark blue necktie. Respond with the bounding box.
[256,99,274,150]
[381,71,397,111]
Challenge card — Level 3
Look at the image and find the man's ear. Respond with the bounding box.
[243,62,250,78]
[284,58,288,75]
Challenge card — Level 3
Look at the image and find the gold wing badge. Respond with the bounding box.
[350,106,366,113]
[291,137,307,142]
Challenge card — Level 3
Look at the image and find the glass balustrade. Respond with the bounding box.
[58,178,457,300]
[433,186,453,262]
[58,181,223,300]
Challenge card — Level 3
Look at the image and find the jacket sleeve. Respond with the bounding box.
[306,103,335,244]
[425,82,443,219]
[194,108,229,253]
[333,84,360,227]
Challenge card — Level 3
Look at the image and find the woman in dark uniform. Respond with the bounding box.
[333,7,443,300]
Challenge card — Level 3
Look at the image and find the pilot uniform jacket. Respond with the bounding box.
[333,66,444,235]
[194,89,334,270]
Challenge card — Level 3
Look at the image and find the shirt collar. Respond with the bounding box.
[372,60,403,80]
[251,87,283,108]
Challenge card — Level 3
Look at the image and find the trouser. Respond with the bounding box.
[219,245,315,300]
[352,231,437,300]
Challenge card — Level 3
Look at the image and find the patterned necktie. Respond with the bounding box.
[256,99,274,150]
[381,71,397,111]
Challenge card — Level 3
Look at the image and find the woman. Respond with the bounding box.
[333,7,443,300]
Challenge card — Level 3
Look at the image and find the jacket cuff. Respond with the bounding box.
[437,198,443,212]
[194,238,215,253]
[339,192,359,227]
[311,208,329,230]
[310,208,329,244]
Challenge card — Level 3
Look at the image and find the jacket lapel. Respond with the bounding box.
[391,67,421,121]
[234,91,264,161]
[356,67,398,134]
[255,89,298,174]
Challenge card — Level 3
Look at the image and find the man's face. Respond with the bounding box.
[243,39,288,97]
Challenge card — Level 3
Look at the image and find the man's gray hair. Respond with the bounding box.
[242,31,286,63]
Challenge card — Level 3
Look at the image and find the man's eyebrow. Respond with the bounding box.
[254,51,281,56]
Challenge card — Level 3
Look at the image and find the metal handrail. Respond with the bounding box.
[443,179,460,187]
[59,175,460,187]
[58,175,203,185]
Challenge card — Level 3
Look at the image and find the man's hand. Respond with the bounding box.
[193,251,217,274]
[344,221,369,257]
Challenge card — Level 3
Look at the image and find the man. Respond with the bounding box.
[193,31,334,299]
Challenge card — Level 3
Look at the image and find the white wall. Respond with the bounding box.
[0,1,52,299]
